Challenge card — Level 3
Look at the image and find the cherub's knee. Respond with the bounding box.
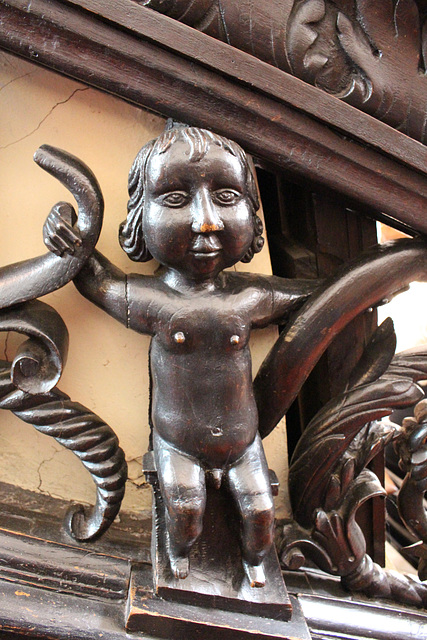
[241,492,275,565]
[245,493,275,527]
[166,489,205,542]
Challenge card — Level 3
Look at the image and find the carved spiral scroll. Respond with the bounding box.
[13,393,127,541]
[0,300,68,395]
[0,301,126,541]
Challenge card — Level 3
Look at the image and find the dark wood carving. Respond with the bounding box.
[0,146,127,540]
[0,482,425,639]
[0,145,103,307]
[42,125,315,605]
[255,238,427,437]
[1,1,427,631]
[142,0,427,144]
[37,121,427,618]
[0,301,127,541]
[0,0,427,233]
[281,319,427,607]
[397,398,427,581]
[287,0,427,143]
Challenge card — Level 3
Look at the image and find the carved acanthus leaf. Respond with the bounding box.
[287,0,427,142]
[396,398,427,579]
[283,323,427,607]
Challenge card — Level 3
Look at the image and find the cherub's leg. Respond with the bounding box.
[153,432,206,579]
[226,434,274,587]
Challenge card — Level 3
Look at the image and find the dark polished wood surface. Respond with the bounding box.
[0,0,426,233]
[0,482,425,640]
[1,1,427,637]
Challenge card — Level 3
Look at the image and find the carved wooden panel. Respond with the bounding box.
[1,2,427,638]
[142,0,427,144]
[0,0,426,234]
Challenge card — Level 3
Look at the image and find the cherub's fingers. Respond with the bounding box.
[52,233,77,256]
[56,219,82,247]
[43,234,66,257]
[48,202,82,244]
[50,201,77,226]
[43,217,76,256]
[44,226,75,256]
[44,202,82,253]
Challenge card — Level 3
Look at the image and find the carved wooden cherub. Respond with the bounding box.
[44,125,317,587]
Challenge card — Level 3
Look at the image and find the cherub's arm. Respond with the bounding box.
[74,251,127,325]
[269,275,321,323]
[44,205,126,325]
[253,274,321,327]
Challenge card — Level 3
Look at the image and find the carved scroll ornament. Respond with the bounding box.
[0,146,127,541]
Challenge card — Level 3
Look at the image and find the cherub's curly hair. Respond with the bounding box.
[119,126,264,263]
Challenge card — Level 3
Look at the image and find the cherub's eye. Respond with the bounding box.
[213,189,241,205]
[161,192,189,207]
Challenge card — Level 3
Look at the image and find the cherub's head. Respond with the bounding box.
[119,126,264,270]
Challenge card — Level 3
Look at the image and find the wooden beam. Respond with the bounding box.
[0,0,426,232]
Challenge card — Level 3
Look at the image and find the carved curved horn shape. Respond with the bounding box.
[0,145,104,309]
[255,238,427,438]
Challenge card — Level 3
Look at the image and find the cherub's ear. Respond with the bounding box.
[119,217,153,263]
[241,214,264,263]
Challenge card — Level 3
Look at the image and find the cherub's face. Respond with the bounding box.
[143,140,254,280]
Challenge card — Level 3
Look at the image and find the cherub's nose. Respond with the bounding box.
[191,188,224,233]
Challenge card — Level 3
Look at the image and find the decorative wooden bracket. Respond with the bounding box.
[0,300,127,540]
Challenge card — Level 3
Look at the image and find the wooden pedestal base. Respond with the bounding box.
[126,564,311,639]
[152,482,292,620]
[128,454,302,638]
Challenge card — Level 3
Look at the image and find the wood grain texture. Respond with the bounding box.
[0,483,424,639]
[0,0,426,233]
[140,0,427,144]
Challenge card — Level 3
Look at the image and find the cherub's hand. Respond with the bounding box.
[43,201,83,257]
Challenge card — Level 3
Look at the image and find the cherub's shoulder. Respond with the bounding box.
[224,270,273,294]
[127,272,167,294]
[127,273,179,335]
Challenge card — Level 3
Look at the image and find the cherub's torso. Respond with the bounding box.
[128,271,275,466]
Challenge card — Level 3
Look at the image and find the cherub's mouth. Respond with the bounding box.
[190,235,222,257]
[190,250,221,258]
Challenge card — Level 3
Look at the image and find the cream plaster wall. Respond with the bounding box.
[0,51,290,518]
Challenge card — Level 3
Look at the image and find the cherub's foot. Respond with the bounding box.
[166,532,190,579]
[243,559,266,588]
[170,554,190,579]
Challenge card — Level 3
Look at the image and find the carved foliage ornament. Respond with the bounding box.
[141,0,427,143]
[282,319,427,607]
[286,0,427,142]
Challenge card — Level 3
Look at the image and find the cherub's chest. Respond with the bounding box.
[154,303,251,353]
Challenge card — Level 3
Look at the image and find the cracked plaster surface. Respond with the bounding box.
[0,86,90,151]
